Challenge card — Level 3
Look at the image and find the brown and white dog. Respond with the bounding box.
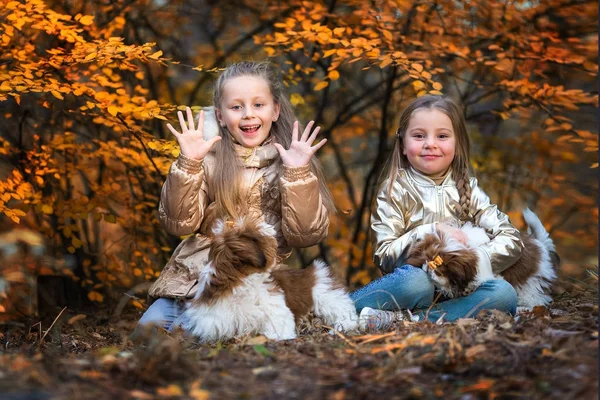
[406,209,560,310]
[182,218,358,342]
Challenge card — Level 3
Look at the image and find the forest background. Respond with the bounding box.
[0,0,597,319]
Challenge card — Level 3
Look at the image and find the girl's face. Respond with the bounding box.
[403,109,456,176]
[216,75,280,148]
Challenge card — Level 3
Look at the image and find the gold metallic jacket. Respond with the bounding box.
[148,144,329,300]
[371,167,523,275]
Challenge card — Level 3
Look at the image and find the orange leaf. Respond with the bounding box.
[314,81,329,91]
[327,70,340,81]
[51,91,64,100]
[411,63,423,72]
[68,314,87,324]
[79,15,94,26]
[88,291,104,302]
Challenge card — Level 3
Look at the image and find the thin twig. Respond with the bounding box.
[38,306,67,348]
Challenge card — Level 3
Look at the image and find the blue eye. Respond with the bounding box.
[231,105,241,110]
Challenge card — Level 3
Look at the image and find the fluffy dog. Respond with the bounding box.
[182,218,358,342]
[406,209,560,309]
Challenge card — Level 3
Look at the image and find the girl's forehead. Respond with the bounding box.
[408,108,453,128]
[222,75,273,98]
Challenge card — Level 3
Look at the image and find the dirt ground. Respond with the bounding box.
[0,280,597,400]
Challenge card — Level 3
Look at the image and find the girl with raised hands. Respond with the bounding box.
[135,61,334,335]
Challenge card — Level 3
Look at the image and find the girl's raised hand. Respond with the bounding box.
[167,107,221,160]
[274,121,327,167]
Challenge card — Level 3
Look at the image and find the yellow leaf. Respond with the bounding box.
[290,93,304,106]
[327,70,340,81]
[432,82,443,90]
[148,50,163,60]
[154,115,167,120]
[314,81,329,91]
[88,291,104,302]
[41,204,53,214]
[323,49,337,58]
[107,106,118,116]
[380,56,393,69]
[104,214,117,223]
[51,91,64,100]
[84,52,97,61]
[79,15,95,26]
[412,81,426,90]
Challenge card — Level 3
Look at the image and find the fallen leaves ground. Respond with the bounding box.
[0,283,597,400]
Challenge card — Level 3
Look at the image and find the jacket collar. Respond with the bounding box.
[233,139,279,168]
[405,166,454,186]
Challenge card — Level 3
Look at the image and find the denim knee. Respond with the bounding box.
[390,265,435,309]
[481,279,518,314]
[137,298,179,329]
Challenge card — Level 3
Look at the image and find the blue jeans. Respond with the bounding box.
[350,265,517,322]
[135,298,190,333]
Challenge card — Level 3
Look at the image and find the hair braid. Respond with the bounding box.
[454,169,472,222]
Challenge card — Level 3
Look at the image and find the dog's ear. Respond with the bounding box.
[406,233,443,267]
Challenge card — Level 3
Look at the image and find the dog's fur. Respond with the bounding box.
[406,209,560,309]
[182,218,358,342]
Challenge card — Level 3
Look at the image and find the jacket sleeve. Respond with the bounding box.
[158,154,210,236]
[371,179,437,274]
[470,179,523,275]
[279,164,329,248]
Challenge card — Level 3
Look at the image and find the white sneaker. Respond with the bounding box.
[359,307,419,331]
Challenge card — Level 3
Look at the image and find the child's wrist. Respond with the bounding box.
[177,153,204,174]
[282,163,311,181]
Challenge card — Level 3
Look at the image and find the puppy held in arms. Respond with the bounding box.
[182,218,358,342]
[406,209,560,310]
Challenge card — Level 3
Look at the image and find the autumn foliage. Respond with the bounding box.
[0,0,596,317]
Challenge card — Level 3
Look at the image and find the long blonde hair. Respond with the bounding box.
[211,60,335,218]
[383,95,474,221]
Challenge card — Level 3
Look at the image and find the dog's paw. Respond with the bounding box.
[257,222,276,237]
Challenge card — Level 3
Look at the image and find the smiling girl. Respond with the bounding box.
[135,61,334,335]
[351,95,523,329]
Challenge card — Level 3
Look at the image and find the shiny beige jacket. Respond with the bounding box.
[148,145,329,300]
[371,167,523,275]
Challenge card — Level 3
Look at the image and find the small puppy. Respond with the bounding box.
[182,218,358,342]
[406,209,559,309]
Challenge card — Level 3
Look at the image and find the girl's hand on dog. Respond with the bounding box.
[167,107,222,160]
[274,120,327,167]
[436,223,468,245]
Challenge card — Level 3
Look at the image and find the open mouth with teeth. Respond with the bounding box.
[240,125,261,135]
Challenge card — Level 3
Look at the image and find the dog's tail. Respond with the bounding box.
[523,208,560,270]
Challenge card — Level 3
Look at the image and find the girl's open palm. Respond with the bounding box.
[274,121,327,167]
[167,107,221,160]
